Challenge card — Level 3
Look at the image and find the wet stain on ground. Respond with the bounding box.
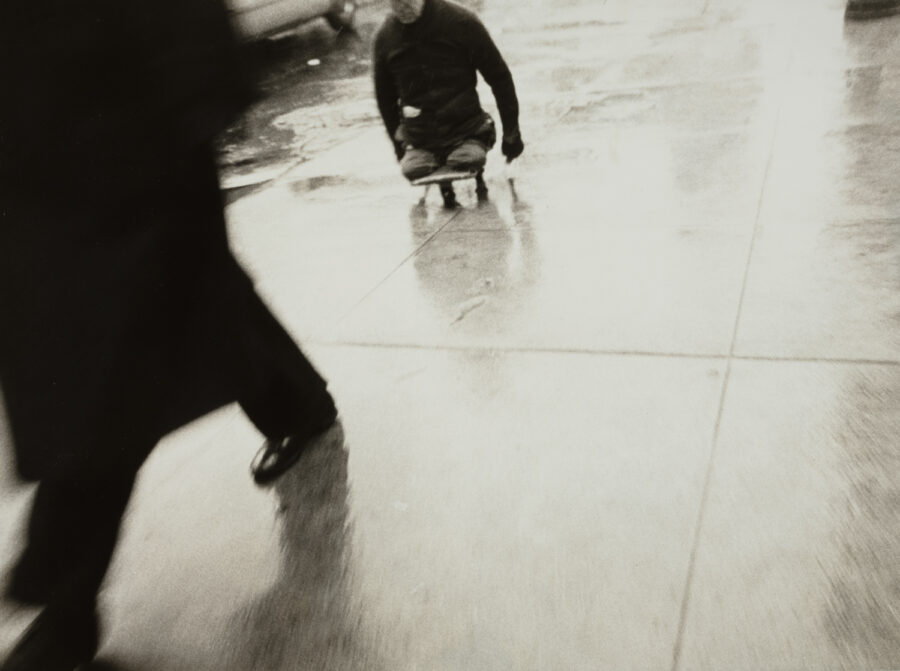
[288,174,356,194]
[217,10,382,193]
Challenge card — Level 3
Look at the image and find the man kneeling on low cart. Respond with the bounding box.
[373,0,524,206]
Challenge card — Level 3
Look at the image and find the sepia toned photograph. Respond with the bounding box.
[2,0,900,669]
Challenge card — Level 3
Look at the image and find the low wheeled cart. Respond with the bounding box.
[411,166,489,208]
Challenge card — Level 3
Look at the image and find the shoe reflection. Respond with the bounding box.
[223,422,382,671]
[408,186,541,329]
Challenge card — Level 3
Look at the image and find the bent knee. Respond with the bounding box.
[445,140,487,170]
[401,149,440,180]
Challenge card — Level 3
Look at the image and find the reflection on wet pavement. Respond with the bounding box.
[223,423,384,671]
[409,199,541,333]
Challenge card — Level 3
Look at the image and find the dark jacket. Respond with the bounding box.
[0,0,264,480]
[373,0,519,150]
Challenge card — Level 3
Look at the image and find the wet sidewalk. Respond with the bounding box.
[4,0,900,669]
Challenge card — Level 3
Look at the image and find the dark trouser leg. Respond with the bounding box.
[236,288,334,442]
[235,289,337,485]
[3,469,140,669]
[239,368,335,443]
[9,471,138,609]
[445,139,488,171]
[400,148,440,181]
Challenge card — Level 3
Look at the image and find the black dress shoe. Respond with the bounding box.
[0,605,98,671]
[250,395,338,485]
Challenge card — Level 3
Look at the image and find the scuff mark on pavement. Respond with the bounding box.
[451,295,488,324]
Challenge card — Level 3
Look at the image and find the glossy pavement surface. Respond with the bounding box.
[3,0,900,669]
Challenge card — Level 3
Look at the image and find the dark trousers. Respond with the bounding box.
[395,112,498,181]
[7,289,331,613]
[400,139,489,181]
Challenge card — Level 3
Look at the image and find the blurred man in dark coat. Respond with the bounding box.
[0,1,337,668]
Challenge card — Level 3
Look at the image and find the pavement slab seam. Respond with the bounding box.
[669,22,792,671]
[670,358,733,671]
[335,208,464,324]
[307,340,900,368]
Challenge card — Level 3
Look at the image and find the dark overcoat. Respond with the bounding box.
[0,0,266,480]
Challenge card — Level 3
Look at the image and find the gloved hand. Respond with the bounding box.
[394,140,406,161]
[501,128,524,162]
